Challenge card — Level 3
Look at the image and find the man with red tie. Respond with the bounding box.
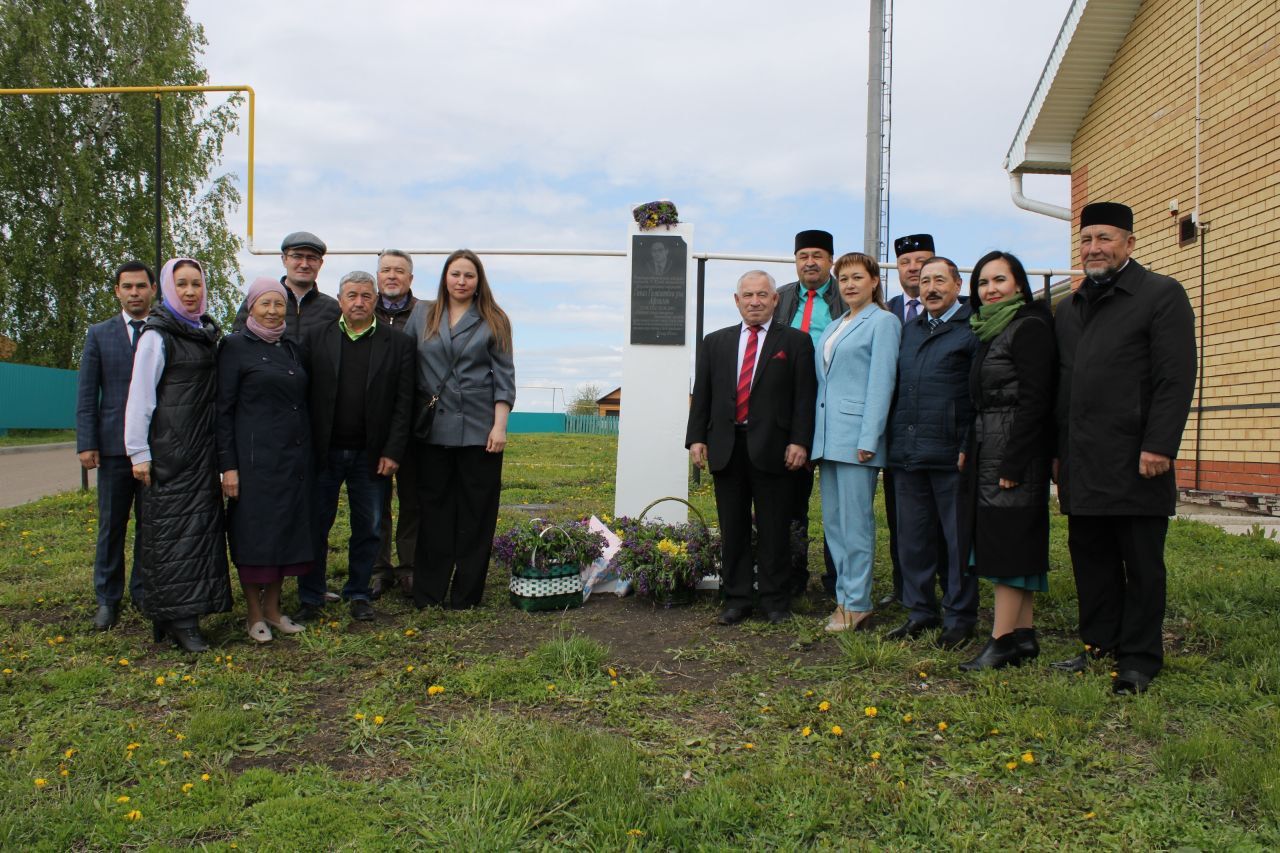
[688,271,817,625]
[773,230,843,598]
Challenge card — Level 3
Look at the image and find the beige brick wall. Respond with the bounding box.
[1071,0,1280,491]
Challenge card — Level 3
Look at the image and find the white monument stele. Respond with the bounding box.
[613,218,693,523]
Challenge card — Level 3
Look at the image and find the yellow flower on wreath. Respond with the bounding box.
[656,538,687,558]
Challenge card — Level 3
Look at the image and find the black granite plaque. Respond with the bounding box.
[630,234,687,345]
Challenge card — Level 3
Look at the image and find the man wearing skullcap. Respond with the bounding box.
[1051,201,1196,695]
[232,231,341,339]
[773,230,843,598]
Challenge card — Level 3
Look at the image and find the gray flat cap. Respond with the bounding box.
[281,231,327,255]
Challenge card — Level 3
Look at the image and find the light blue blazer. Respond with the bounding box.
[811,303,901,465]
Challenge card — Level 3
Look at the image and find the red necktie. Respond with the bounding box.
[735,324,761,423]
[799,289,817,332]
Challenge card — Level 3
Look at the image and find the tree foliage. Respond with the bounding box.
[568,383,604,416]
[0,0,242,368]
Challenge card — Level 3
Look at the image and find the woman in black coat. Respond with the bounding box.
[959,251,1057,671]
[216,277,314,643]
[125,258,232,653]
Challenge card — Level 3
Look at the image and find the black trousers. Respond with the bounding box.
[413,444,503,609]
[789,465,837,596]
[883,468,948,603]
[375,449,419,579]
[1067,514,1169,678]
[714,430,793,613]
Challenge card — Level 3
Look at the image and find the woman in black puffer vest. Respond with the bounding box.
[959,251,1057,672]
[124,258,232,653]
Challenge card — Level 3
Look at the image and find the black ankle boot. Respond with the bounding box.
[959,633,1020,672]
[164,620,209,654]
[1013,627,1040,662]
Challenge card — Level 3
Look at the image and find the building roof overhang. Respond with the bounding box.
[1005,0,1143,176]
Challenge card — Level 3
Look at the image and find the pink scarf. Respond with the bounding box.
[159,258,207,327]
[244,276,288,343]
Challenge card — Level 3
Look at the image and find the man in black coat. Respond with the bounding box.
[1051,201,1196,694]
[232,231,341,338]
[76,260,156,630]
[885,256,979,649]
[688,271,817,625]
[371,249,422,599]
[772,230,842,599]
[295,271,415,623]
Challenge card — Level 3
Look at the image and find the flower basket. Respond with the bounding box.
[609,497,719,607]
[632,200,679,231]
[493,519,606,613]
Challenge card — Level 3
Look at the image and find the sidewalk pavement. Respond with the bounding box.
[0,443,92,509]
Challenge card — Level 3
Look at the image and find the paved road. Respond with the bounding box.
[0,443,92,508]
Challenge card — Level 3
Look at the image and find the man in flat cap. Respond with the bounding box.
[1052,201,1196,695]
[233,231,341,339]
[773,229,842,599]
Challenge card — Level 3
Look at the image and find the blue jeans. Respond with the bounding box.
[93,455,145,608]
[299,448,388,606]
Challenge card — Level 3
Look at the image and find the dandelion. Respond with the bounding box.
[123,810,142,821]
[607,667,618,679]
[1084,812,1097,820]
[175,733,185,741]
[34,778,48,789]
[1021,751,1034,764]
[214,656,222,664]
[157,759,169,767]
[116,795,130,804]
[126,742,140,751]
[990,728,1000,735]
[804,690,815,697]
[154,676,165,686]
[902,713,913,723]
[1006,761,1018,771]
[742,742,755,750]
[374,716,385,725]
[201,773,211,782]
[611,680,619,687]
[118,658,130,667]
[427,685,444,696]
[403,629,417,637]
[801,727,812,737]
[182,782,194,794]
[864,706,878,718]
[871,751,881,761]
[353,713,366,721]
[937,722,948,732]
[59,767,69,777]
[918,672,928,679]
[818,700,831,712]
[2,668,12,675]
[181,674,194,682]
[831,725,844,737]
[760,706,772,714]
[404,665,415,673]
[329,621,340,629]
[546,683,556,692]
[64,748,76,759]
[182,750,192,760]
[1110,671,1118,678]
[628,829,645,837]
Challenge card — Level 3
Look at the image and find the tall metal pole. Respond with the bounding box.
[863,0,885,259]
[153,95,163,277]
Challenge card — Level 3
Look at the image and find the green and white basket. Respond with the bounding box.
[509,524,585,612]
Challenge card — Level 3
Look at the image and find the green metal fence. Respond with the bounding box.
[0,363,78,431]
[565,414,619,436]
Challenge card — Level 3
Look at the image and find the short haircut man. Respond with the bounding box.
[372,249,421,598]
[76,260,157,630]
[687,271,817,625]
[295,271,415,623]
[1051,201,1197,694]
[771,230,842,598]
[232,231,341,337]
[885,256,979,648]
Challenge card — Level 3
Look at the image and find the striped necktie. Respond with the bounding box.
[735,325,762,423]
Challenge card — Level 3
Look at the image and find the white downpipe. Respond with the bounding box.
[1194,0,1202,226]
[1007,171,1072,221]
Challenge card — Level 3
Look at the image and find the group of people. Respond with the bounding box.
[76,232,516,652]
[687,202,1197,694]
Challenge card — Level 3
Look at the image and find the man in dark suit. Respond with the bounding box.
[76,260,156,630]
[688,271,817,625]
[1051,201,1196,695]
[232,231,341,338]
[295,271,415,622]
[772,230,842,598]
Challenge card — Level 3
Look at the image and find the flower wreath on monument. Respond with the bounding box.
[632,200,680,231]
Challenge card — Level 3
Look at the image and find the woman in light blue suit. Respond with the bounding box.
[812,251,901,632]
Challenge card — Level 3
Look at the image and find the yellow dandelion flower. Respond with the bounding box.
[1021,751,1034,764]
[742,742,755,750]
[817,700,831,712]
[902,713,913,723]
[404,665,414,673]
[201,773,210,782]
[918,671,928,679]
[157,759,169,767]
[123,809,142,821]
[374,715,385,725]
[627,829,645,837]
[760,706,772,714]
[403,628,417,637]
[34,778,48,789]
[1006,761,1018,771]
[182,750,192,760]
[225,655,232,662]
[59,768,69,777]
[990,728,1000,735]
[175,733,185,741]
[154,676,165,686]
[871,751,881,760]
[118,658,129,666]
[116,795,130,803]
[864,706,878,718]
[1110,671,1118,678]
[353,713,365,721]
[804,690,815,697]
[182,782,194,794]
[2,668,12,675]
[427,685,444,696]
[54,635,65,644]
[329,620,340,629]
[607,667,618,679]
[64,748,76,759]
[801,727,812,737]
[831,725,844,736]
[546,683,556,692]
[181,674,194,682]
[937,722,948,731]
[1083,811,1097,820]
[214,656,222,664]
[125,742,140,751]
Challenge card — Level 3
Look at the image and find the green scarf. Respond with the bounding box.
[969,295,1025,343]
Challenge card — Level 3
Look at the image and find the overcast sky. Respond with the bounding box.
[189,0,1076,411]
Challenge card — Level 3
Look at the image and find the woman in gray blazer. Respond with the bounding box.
[405,250,516,609]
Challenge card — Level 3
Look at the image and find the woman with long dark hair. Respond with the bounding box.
[405,250,515,609]
[125,258,232,652]
[959,250,1057,670]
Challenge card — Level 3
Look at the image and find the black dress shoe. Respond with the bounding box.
[766,610,793,625]
[292,603,327,623]
[715,607,753,626]
[959,633,1020,671]
[349,599,375,621]
[1013,627,1040,662]
[161,622,209,654]
[938,624,975,650]
[1111,669,1152,695]
[884,616,941,641]
[92,603,120,631]
[1050,646,1109,672]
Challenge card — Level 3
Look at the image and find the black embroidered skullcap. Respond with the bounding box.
[794,230,834,255]
[893,234,935,256]
[1080,202,1133,231]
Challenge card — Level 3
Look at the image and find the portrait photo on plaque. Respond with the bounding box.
[630,234,687,345]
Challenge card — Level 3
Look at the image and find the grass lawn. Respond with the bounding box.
[1,433,1277,849]
[0,429,75,448]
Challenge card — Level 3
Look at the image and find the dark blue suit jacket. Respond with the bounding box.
[887,293,966,323]
[76,315,139,457]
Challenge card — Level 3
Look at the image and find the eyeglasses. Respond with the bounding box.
[285,252,322,264]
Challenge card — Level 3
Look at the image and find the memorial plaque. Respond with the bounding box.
[629,234,687,345]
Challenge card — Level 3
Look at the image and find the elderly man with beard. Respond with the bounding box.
[1051,201,1196,695]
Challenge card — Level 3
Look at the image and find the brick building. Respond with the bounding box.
[1006,0,1279,508]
